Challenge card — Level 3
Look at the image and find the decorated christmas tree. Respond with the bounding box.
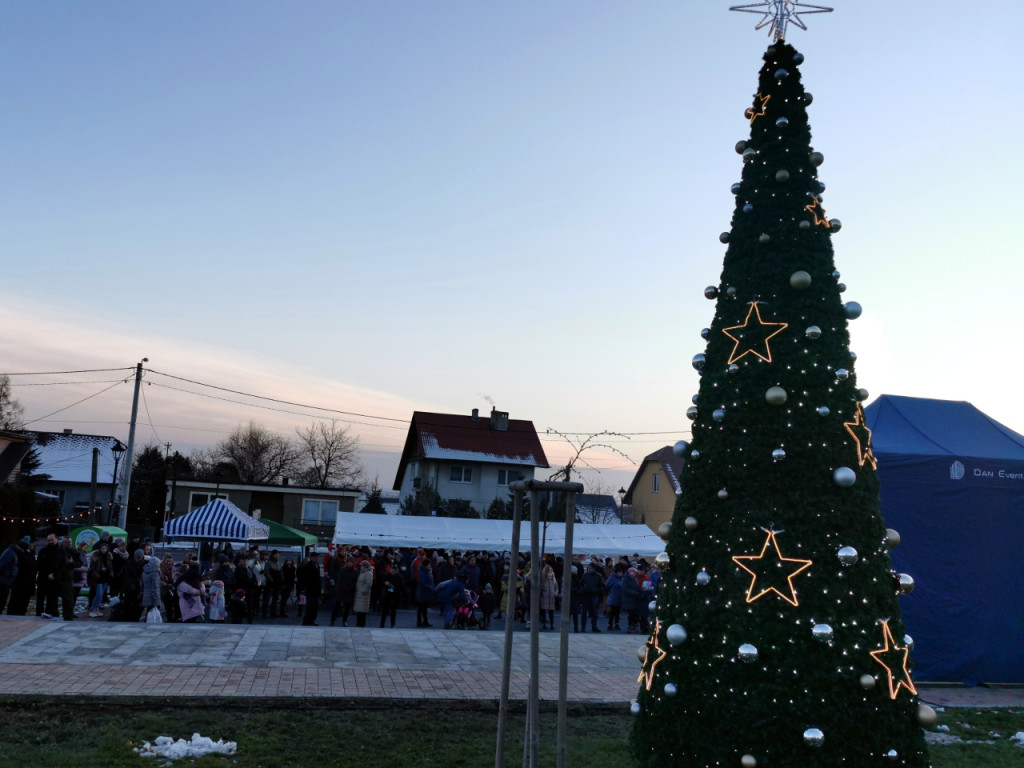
[630,8,933,768]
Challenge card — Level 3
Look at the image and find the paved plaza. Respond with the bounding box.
[0,614,1019,708]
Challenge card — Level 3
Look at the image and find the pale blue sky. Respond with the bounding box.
[2,2,1022,491]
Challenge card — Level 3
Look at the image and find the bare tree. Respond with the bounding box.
[0,375,25,430]
[216,420,300,485]
[546,428,633,484]
[295,420,365,489]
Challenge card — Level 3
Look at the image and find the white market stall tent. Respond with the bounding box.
[165,498,270,542]
[332,512,664,557]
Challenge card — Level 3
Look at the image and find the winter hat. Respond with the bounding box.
[234,588,246,597]
[484,584,493,592]
[134,549,145,558]
[19,535,31,546]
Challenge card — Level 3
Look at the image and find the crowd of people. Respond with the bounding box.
[0,533,661,633]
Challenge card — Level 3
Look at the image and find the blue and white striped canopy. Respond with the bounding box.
[164,498,270,541]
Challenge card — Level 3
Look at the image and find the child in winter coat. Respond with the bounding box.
[477,584,496,629]
[208,580,227,622]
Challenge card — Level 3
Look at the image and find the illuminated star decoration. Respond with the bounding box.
[844,403,878,469]
[638,619,668,690]
[870,620,918,700]
[723,302,789,364]
[745,93,771,124]
[730,1,834,41]
[732,530,813,607]
[805,196,831,227]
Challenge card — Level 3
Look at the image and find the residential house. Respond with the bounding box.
[164,479,364,541]
[393,407,549,518]
[22,430,125,523]
[0,430,32,485]
[573,493,622,524]
[623,445,684,532]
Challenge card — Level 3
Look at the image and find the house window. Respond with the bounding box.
[497,469,519,486]
[302,499,339,526]
[652,473,660,493]
[189,492,227,510]
[449,466,473,483]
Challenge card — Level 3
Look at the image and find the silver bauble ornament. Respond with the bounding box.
[833,466,856,487]
[812,624,834,643]
[637,646,647,663]
[704,285,719,299]
[666,623,688,645]
[809,151,824,167]
[836,368,850,380]
[728,363,739,374]
[898,573,915,594]
[774,68,788,79]
[701,327,710,339]
[830,218,842,232]
[837,282,847,293]
[849,350,858,361]
[673,441,689,457]
[837,546,858,566]
[664,683,678,697]
[856,387,869,401]
[686,406,699,421]
[692,394,700,404]
[655,551,671,567]
[743,203,754,214]
[904,634,914,651]
[735,140,748,154]
[692,354,706,371]
[804,92,813,105]
[817,406,830,417]
[684,516,698,531]
[803,728,825,748]
[738,643,758,662]
[759,233,770,244]
[713,408,726,422]
[689,449,700,460]
[718,488,729,499]
[731,182,742,194]
[658,522,672,540]
[726,286,737,297]
[917,704,938,728]
[741,755,757,768]
[776,116,789,128]
[793,52,805,65]
[696,571,711,586]
[720,232,730,243]
[765,386,787,405]
[805,325,822,340]
[831,269,840,279]
[630,701,642,716]
[742,148,756,162]
[648,600,657,613]
[885,528,901,548]
[817,180,826,193]
[798,219,811,230]
[789,270,812,289]
[776,169,790,182]
[885,749,898,760]
[860,673,876,690]
[772,448,786,461]
[844,301,863,319]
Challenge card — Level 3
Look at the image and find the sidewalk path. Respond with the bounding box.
[0,616,1019,707]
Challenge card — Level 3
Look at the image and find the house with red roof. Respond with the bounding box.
[393,407,549,518]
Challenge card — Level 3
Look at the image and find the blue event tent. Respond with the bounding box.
[865,395,1024,684]
[164,498,269,542]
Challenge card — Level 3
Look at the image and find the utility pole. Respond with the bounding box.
[117,358,147,531]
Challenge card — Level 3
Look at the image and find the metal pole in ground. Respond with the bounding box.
[556,490,578,768]
[528,487,541,768]
[495,486,524,768]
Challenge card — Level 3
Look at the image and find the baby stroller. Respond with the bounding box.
[453,589,479,630]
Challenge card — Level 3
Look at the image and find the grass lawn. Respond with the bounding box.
[0,699,1019,767]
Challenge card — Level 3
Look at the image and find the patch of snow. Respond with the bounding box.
[136,733,237,761]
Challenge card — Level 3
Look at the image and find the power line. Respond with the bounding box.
[23,380,127,427]
[1,368,134,376]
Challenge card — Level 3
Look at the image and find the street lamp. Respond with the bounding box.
[618,487,627,523]
[109,441,126,527]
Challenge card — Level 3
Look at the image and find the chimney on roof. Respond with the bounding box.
[490,407,509,431]
[472,408,479,421]
[63,429,73,435]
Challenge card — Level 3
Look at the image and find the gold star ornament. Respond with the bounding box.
[804,197,831,228]
[844,403,878,469]
[723,302,789,364]
[732,530,813,607]
[638,619,668,691]
[870,620,918,700]
[745,92,771,124]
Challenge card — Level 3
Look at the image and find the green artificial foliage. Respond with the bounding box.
[630,42,930,767]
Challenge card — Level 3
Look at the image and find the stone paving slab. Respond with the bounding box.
[0,616,1019,707]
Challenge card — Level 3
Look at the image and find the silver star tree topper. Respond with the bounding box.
[730,1,833,41]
